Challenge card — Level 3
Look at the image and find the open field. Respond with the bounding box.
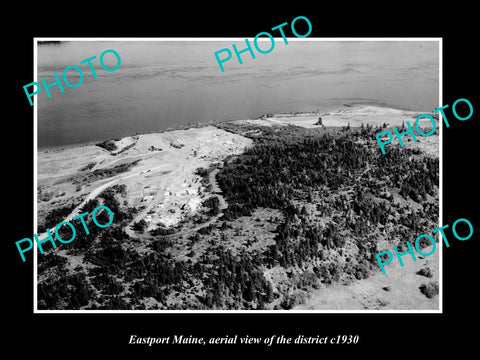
[295,245,439,310]
[37,126,252,235]
[232,104,439,157]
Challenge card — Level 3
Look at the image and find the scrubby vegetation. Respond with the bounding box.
[37,122,439,310]
[79,162,96,171]
[419,282,439,298]
[38,253,68,273]
[202,196,220,216]
[38,272,94,309]
[38,203,77,233]
[217,124,438,287]
[417,267,433,278]
[198,246,274,309]
[132,219,147,232]
[87,161,140,181]
[96,140,117,152]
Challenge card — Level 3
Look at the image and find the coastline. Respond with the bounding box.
[35,104,439,311]
[37,100,428,152]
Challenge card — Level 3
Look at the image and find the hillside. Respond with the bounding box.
[36,104,439,310]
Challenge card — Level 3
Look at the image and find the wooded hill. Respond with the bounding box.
[37,123,439,310]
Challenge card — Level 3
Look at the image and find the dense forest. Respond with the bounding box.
[37,122,439,310]
[215,124,438,304]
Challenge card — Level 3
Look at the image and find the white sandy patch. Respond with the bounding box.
[38,146,106,180]
[234,105,439,158]
[295,245,439,311]
[38,126,253,236]
[110,135,138,153]
[235,104,435,129]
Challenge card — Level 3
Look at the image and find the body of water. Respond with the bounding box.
[37,40,439,148]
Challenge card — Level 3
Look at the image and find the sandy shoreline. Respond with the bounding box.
[37,103,439,230]
[37,101,429,152]
[37,125,253,233]
[36,103,439,310]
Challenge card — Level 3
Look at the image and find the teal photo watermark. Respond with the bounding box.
[15,205,114,262]
[23,49,121,106]
[214,16,312,72]
[375,98,473,154]
[375,217,474,274]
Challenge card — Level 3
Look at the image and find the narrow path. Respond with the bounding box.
[127,167,229,240]
[123,167,177,238]
[91,151,160,172]
[36,164,168,241]
[208,168,227,210]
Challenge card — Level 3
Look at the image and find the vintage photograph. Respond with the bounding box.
[35,39,440,311]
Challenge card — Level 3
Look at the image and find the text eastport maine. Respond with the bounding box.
[128,334,359,346]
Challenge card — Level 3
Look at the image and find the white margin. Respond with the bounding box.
[438,38,443,313]
[33,37,443,314]
[33,37,39,310]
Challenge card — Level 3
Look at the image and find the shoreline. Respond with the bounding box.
[37,100,428,152]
